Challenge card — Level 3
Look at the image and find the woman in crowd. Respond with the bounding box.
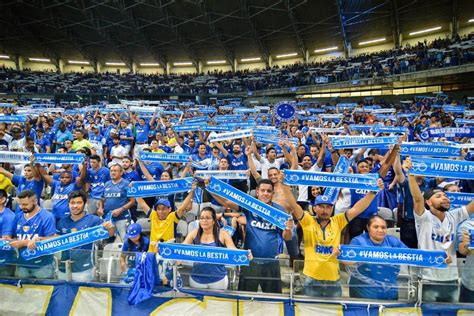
[346,215,407,300]
[183,206,251,290]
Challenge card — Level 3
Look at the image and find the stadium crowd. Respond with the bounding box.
[0,94,472,304]
[1,35,474,95]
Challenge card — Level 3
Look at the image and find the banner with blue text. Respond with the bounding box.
[330,136,398,149]
[158,242,249,266]
[410,157,474,180]
[138,152,190,163]
[34,153,85,164]
[127,178,194,198]
[205,177,289,230]
[400,142,460,158]
[322,157,350,203]
[283,170,379,191]
[338,245,447,268]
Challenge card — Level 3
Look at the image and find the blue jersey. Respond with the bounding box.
[14,209,56,267]
[57,214,103,272]
[35,137,51,153]
[103,179,131,221]
[138,162,164,180]
[0,208,16,266]
[350,189,379,219]
[119,128,133,146]
[122,236,150,267]
[227,153,248,171]
[349,233,406,300]
[123,169,141,182]
[87,167,111,199]
[241,203,284,260]
[135,124,150,143]
[51,180,81,220]
[11,175,44,211]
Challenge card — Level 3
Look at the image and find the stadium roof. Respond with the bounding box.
[0,0,473,69]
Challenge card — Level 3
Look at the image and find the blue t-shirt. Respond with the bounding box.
[51,180,81,220]
[227,153,248,171]
[57,214,103,272]
[138,162,164,180]
[241,203,284,260]
[349,233,406,300]
[0,208,16,265]
[103,179,131,221]
[135,124,150,143]
[35,137,51,153]
[119,128,133,146]
[123,170,141,182]
[122,236,150,267]
[350,189,379,219]
[14,209,56,268]
[87,167,111,199]
[11,175,44,210]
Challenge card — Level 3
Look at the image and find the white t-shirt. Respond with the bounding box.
[259,157,285,179]
[458,219,474,290]
[415,206,468,281]
[335,188,351,215]
[297,164,321,202]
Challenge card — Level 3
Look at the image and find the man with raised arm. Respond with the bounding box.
[281,174,385,297]
[407,158,474,303]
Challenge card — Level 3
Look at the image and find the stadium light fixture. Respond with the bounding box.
[68,60,90,65]
[140,63,160,66]
[240,57,261,62]
[359,38,386,46]
[207,60,226,65]
[173,62,193,66]
[314,46,338,53]
[275,53,298,58]
[29,57,51,62]
[105,62,126,66]
[409,26,442,36]
[0,55,9,59]
[468,18,474,23]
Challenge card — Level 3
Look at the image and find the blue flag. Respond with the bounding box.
[411,157,474,180]
[283,170,379,191]
[21,225,109,260]
[338,245,447,268]
[158,242,249,266]
[127,178,194,198]
[0,115,26,123]
[446,192,474,207]
[205,177,290,230]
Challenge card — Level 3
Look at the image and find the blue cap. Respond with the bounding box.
[313,195,334,206]
[126,223,142,239]
[154,198,171,208]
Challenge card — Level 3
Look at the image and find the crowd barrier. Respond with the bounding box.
[0,247,473,315]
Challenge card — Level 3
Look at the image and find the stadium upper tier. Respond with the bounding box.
[1,35,473,95]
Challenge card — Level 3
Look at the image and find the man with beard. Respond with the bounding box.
[408,161,474,303]
[10,190,56,279]
[215,141,249,193]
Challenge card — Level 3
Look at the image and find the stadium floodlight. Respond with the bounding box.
[29,57,51,62]
[275,53,298,58]
[173,62,193,66]
[409,26,442,36]
[314,46,338,53]
[240,57,261,62]
[0,55,9,59]
[140,63,160,66]
[105,62,126,66]
[359,38,386,46]
[468,18,474,23]
[207,60,226,65]
[68,60,90,65]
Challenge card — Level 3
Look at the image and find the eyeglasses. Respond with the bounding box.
[199,217,213,221]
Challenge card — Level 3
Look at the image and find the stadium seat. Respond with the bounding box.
[387,227,401,239]
[41,199,53,211]
[378,207,395,227]
[98,243,123,283]
[136,218,151,235]
[176,220,188,239]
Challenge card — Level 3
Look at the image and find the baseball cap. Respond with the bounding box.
[126,223,142,239]
[313,195,334,206]
[423,188,443,201]
[154,198,171,208]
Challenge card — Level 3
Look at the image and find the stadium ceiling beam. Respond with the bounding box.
[4,7,61,70]
[74,0,133,71]
[336,0,349,58]
[199,0,236,70]
[154,0,200,69]
[117,0,168,68]
[343,1,389,24]
[239,0,270,66]
[283,0,307,60]
[390,0,401,48]
[452,0,458,37]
